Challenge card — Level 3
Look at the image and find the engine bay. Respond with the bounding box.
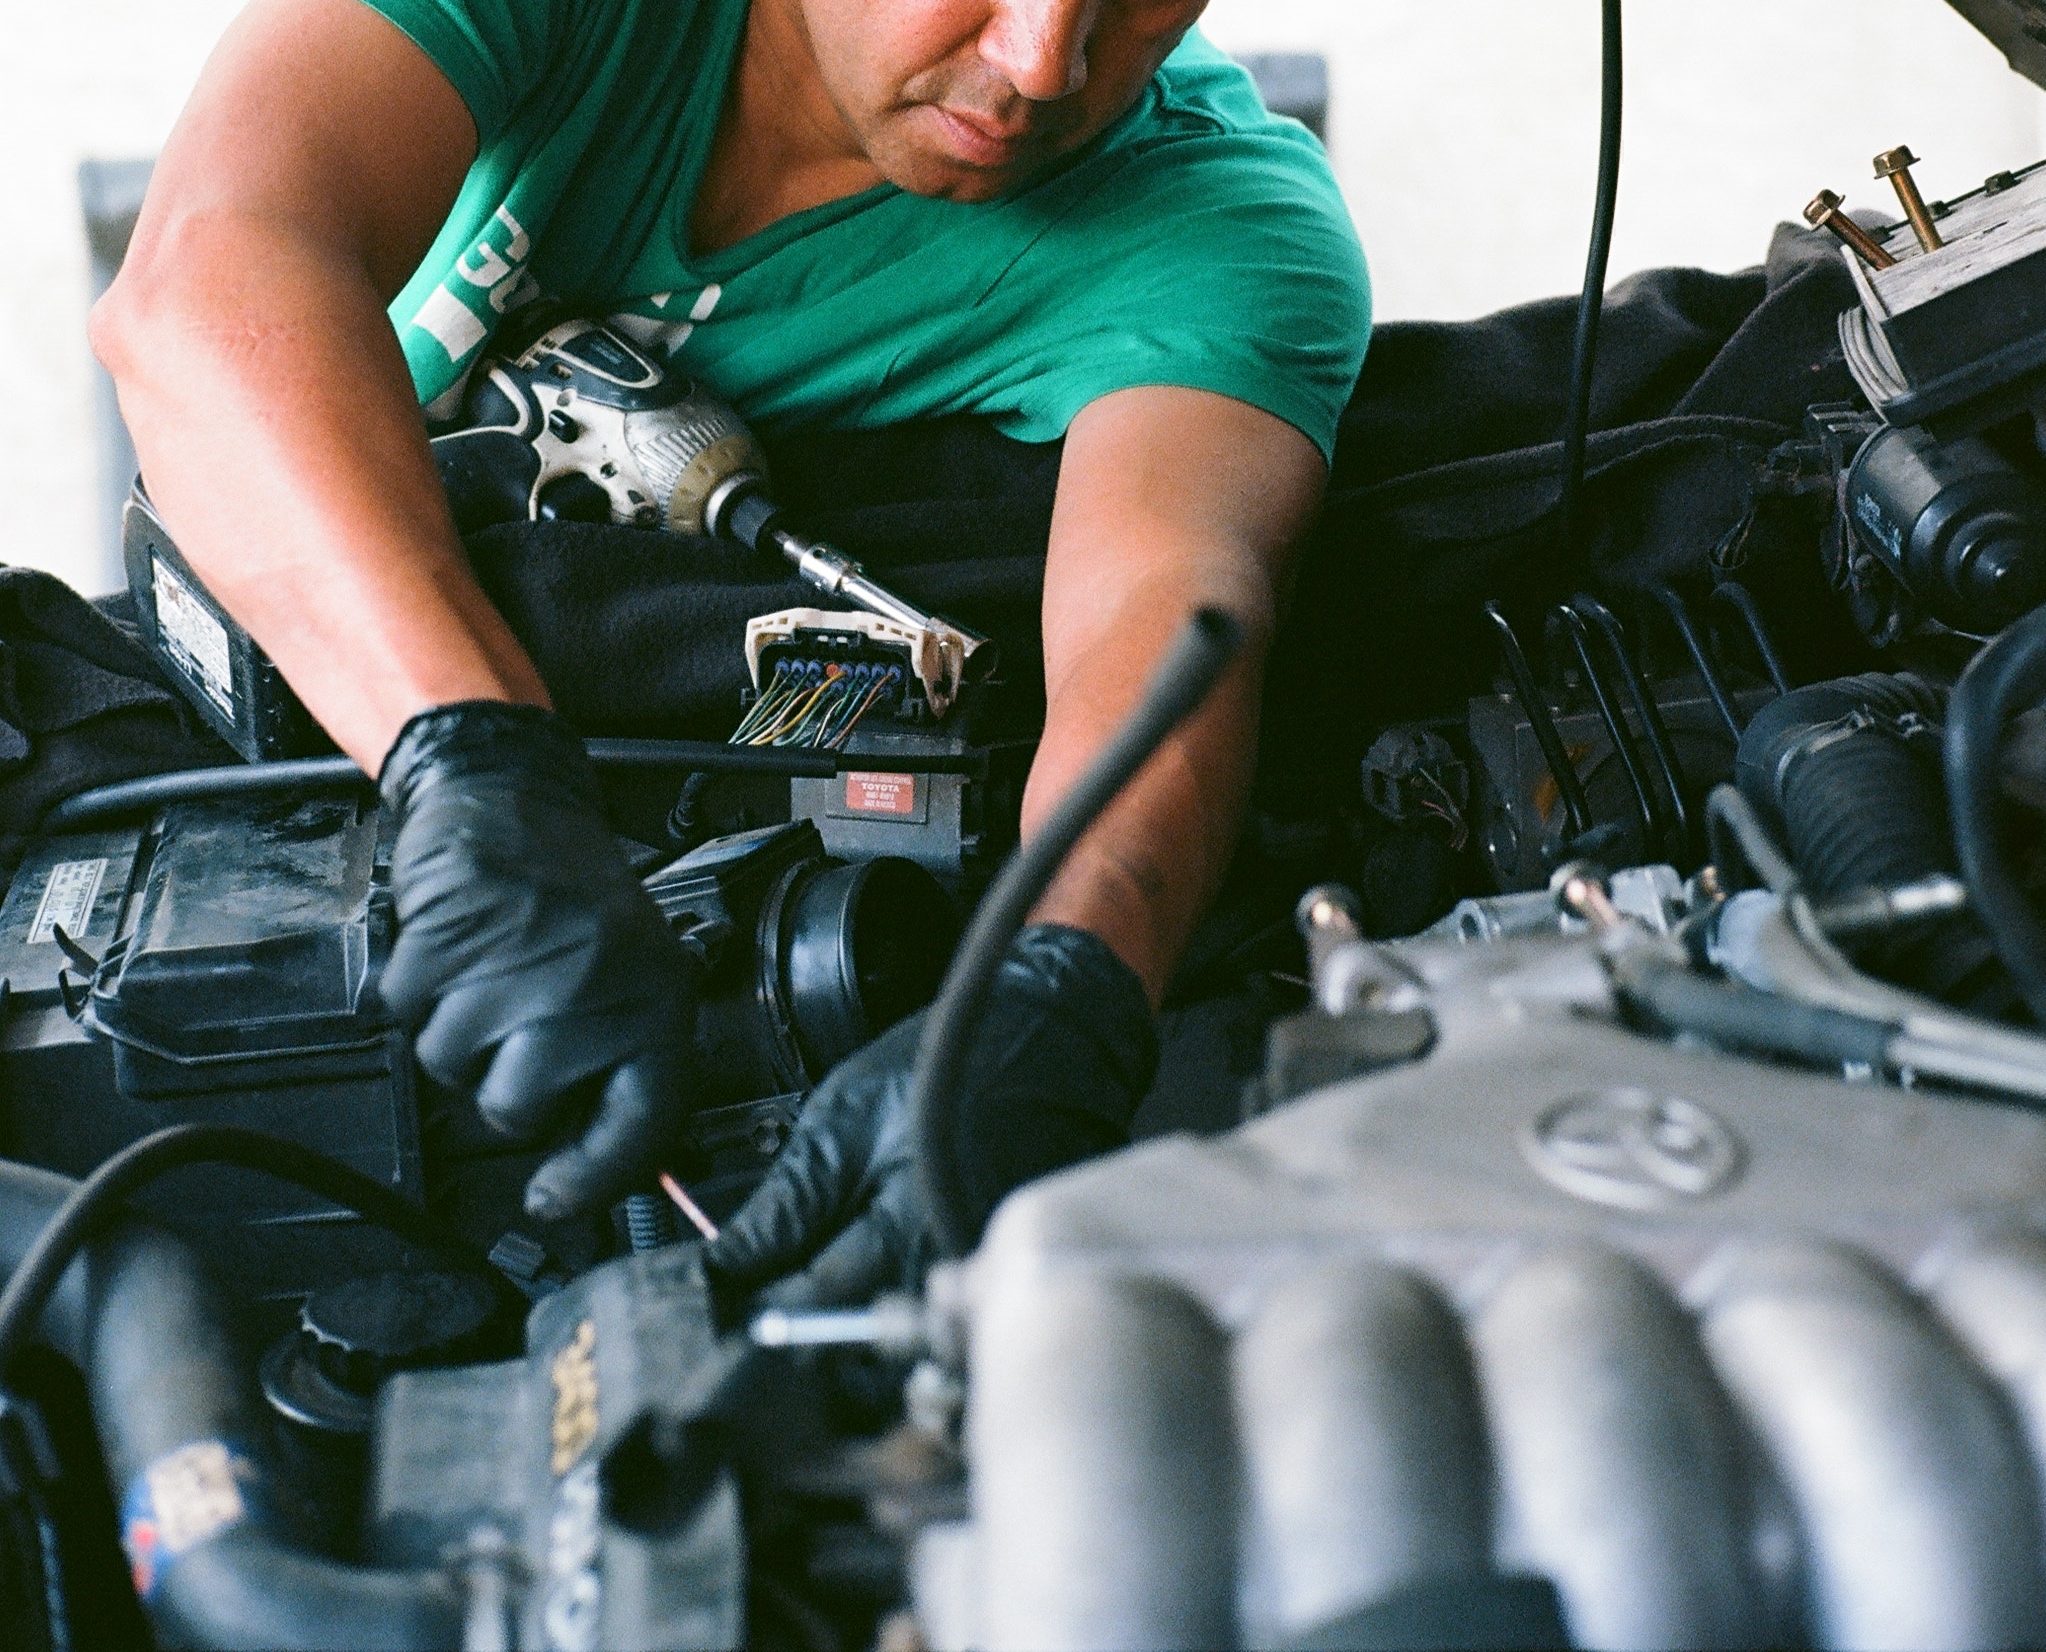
[15,11,2046,1649]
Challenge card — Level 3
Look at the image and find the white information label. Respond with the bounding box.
[29,857,107,946]
[145,1440,248,1555]
[152,557,236,716]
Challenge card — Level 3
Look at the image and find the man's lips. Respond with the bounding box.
[927,105,1034,166]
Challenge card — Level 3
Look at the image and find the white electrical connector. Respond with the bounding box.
[743,607,964,718]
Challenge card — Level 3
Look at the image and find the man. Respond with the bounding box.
[90,0,1369,1300]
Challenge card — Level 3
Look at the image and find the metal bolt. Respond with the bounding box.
[1874,146,1944,251]
[1984,171,2018,197]
[1550,861,1624,933]
[1804,190,1898,271]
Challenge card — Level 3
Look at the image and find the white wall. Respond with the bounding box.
[1202,0,2046,323]
[6,0,2046,594]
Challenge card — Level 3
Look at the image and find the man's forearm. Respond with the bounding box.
[1022,387,1322,1005]
[92,215,549,769]
[1023,570,1272,1005]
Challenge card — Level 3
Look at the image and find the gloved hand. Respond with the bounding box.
[377,701,698,1221]
[705,924,1157,1308]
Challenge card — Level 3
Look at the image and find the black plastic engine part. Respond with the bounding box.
[643,819,958,1103]
[1845,423,2046,634]
[368,1245,744,1650]
[122,484,331,763]
[0,803,959,1306]
[261,1266,519,1557]
[0,795,423,1306]
[262,1269,510,1439]
[786,723,1032,892]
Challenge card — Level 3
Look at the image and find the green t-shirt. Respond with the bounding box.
[361,0,1370,461]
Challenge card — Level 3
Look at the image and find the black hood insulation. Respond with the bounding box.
[1947,1,2046,90]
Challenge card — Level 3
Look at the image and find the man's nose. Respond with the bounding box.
[979,0,1097,103]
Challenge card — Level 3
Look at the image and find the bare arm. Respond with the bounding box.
[1025,386,1327,1003]
[89,0,549,770]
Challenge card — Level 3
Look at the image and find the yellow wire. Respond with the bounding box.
[747,671,837,745]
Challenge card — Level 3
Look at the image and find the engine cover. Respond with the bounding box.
[927,927,2046,1650]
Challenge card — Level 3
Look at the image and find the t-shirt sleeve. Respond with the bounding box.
[988,127,1371,466]
[351,0,566,137]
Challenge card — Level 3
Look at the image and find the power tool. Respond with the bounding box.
[124,313,991,760]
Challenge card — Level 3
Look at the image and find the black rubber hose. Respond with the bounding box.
[1556,0,1624,562]
[1734,673,1947,834]
[1733,673,2019,1015]
[912,608,1244,1259]
[1734,677,1945,902]
[0,1124,479,1380]
[0,1154,465,1649]
[1946,603,2046,1023]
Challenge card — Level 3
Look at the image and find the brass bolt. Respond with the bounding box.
[1874,146,1945,252]
[1804,190,1898,270]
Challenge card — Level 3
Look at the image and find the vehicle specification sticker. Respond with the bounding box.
[840,771,922,819]
[153,556,236,716]
[28,857,107,946]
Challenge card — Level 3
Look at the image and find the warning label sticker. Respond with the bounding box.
[153,556,235,716]
[29,857,106,946]
[841,772,920,819]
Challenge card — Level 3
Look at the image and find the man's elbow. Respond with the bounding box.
[89,217,225,390]
[91,209,351,393]
[87,266,151,387]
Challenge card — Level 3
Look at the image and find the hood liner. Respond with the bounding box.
[1947,1,2046,90]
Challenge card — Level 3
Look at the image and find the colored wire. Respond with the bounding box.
[729,664,793,744]
[771,672,843,747]
[728,655,905,753]
[748,673,835,746]
[828,677,889,748]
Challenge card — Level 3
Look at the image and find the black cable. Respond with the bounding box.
[40,757,366,827]
[911,608,1244,1259]
[1557,0,1624,563]
[1945,603,2046,1022]
[0,1124,480,1379]
[1482,601,1593,839]
[41,736,986,829]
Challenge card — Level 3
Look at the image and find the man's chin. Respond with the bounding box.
[883,150,1046,203]
[866,116,1066,202]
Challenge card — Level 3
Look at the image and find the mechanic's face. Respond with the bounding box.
[796,0,1208,199]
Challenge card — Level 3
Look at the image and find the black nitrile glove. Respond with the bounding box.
[705,924,1157,1308]
[378,701,699,1221]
